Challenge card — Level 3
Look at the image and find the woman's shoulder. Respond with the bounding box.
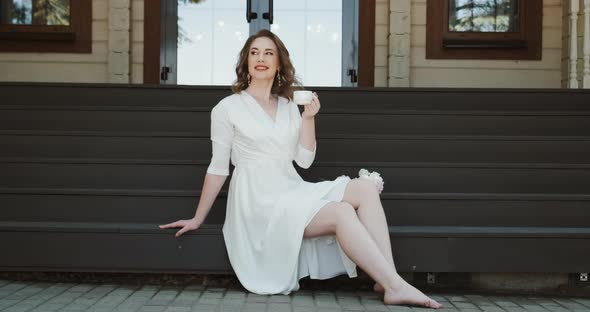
[221,92,243,104]
[213,93,242,111]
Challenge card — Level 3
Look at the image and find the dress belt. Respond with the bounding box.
[236,154,293,167]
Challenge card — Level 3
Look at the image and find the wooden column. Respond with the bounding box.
[570,0,580,88]
[583,0,590,88]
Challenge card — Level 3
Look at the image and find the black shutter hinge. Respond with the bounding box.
[348,69,358,83]
[161,66,171,81]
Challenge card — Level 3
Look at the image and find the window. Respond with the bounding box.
[0,0,91,53]
[144,0,375,86]
[426,0,542,60]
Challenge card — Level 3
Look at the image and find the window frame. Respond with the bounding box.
[0,1,91,53]
[143,0,375,86]
[426,0,542,60]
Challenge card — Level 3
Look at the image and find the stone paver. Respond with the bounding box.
[0,280,587,312]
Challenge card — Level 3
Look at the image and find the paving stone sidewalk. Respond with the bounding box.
[0,279,589,312]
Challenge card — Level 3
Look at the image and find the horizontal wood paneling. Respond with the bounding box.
[2,112,590,136]
[2,195,589,227]
[1,83,589,273]
[1,225,588,273]
[2,163,590,194]
[1,136,590,165]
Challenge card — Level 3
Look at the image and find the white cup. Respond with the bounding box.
[293,90,313,105]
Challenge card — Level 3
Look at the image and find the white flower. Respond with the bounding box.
[358,168,370,177]
[358,168,384,194]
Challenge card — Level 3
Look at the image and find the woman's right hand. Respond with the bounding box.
[159,218,201,237]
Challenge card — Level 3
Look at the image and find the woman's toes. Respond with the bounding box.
[426,299,442,309]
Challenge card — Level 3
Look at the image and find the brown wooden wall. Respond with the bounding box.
[1,83,589,274]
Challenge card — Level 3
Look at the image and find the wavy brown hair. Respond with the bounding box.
[231,29,302,100]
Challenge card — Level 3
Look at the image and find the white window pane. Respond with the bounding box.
[181,0,211,9]
[273,0,342,86]
[177,0,344,86]
[274,1,305,10]
[178,7,213,85]
[213,0,246,9]
[306,0,341,11]
[177,2,248,85]
[213,9,248,85]
[270,12,306,85]
[304,11,341,86]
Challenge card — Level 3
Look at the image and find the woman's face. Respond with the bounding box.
[247,37,280,84]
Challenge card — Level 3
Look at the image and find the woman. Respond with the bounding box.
[160,29,442,309]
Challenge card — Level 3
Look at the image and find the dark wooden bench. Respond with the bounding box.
[1,82,589,274]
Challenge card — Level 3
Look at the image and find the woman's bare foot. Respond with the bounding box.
[383,276,442,309]
[373,283,385,293]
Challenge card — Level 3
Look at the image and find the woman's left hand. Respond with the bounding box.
[302,92,320,120]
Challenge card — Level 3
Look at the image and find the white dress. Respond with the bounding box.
[206,91,357,295]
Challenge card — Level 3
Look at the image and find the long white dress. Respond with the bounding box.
[206,91,357,295]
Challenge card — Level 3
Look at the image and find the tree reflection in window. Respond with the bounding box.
[0,0,70,26]
[448,0,519,32]
[178,0,207,46]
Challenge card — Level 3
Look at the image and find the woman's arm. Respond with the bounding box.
[298,116,316,152]
[159,173,226,237]
[160,100,233,237]
[193,173,227,224]
[299,92,320,150]
[294,92,321,169]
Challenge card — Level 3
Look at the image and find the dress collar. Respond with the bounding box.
[240,90,285,126]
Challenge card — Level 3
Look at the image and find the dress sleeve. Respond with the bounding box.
[293,104,317,169]
[206,102,234,176]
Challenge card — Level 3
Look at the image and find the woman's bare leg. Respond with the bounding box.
[304,202,441,309]
[341,178,395,292]
[339,178,439,306]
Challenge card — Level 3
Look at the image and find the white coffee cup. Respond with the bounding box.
[293,90,313,105]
